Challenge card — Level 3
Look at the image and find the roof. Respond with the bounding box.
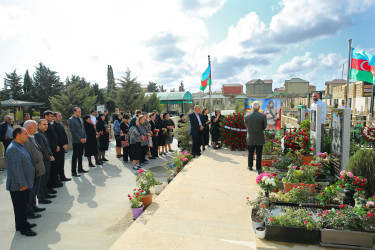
[1,98,44,107]
[144,91,193,104]
[234,95,248,99]
[325,79,346,85]
[274,87,285,92]
[202,94,227,99]
[284,78,309,83]
[222,83,243,87]
[246,79,273,84]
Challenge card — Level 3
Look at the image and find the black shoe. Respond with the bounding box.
[52,182,63,188]
[122,160,128,163]
[48,188,57,194]
[192,155,196,158]
[78,169,89,173]
[213,146,219,149]
[149,157,156,159]
[96,161,103,165]
[202,147,205,151]
[60,177,71,181]
[197,153,201,156]
[20,229,37,236]
[169,149,174,152]
[28,213,41,219]
[72,173,81,177]
[102,158,109,161]
[33,207,46,213]
[89,163,96,168]
[17,223,37,231]
[44,194,56,199]
[38,199,52,204]
[257,170,263,175]
[248,167,254,171]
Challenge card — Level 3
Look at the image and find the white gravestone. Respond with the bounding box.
[331,109,351,171]
[310,105,322,155]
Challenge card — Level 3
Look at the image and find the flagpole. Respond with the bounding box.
[345,38,352,109]
[208,55,212,118]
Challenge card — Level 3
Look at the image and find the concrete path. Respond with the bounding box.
[0,140,175,250]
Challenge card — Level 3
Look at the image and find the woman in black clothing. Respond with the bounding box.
[155,113,167,155]
[149,113,159,158]
[83,116,101,167]
[120,114,131,162]
[210,108,222,149]
[201,108,210,151]
[96,114,110,162]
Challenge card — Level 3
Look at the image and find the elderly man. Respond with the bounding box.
[6,127,37,236]
[35,119,56,204]
[189,105,204,158]
[23,120,46,219]
[53,112,70,181]
[0,115,14,154]
[68,107,87,177]
[307,92,327,151]
[244,101,267,174]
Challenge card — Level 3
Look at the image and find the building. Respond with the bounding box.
[284,78,309,96]
[325,79,346,96]
[332,81,371,113]
[221,83,243,96]
[245,79,273,97]
[309,84,316,93]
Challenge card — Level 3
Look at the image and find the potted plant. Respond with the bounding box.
[319,205,375,249]
[154,180,164,195]
[336,170,367,206]
[315,184,341,207]
[256,172,280,197]
[128,192,144,220]
[247,193,270,233]
[282,164,316,192]
[282,128,314,164]
[273,151,302,172]
[265,208,321,244]
[136,169,158,208]
[275,184,316,205]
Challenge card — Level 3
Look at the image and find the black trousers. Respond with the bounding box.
[3,138,12,156]
[191,133,202,156]
[248,145,263,171]
[38,162,50,200]
[48,159,58,187]
[27,176,41,216]
[122,146,130,162]
[55,149,66,179]
[10,189,31,232]
[72,143,84,173]
[151,136,158,157]
[140,145,148,163]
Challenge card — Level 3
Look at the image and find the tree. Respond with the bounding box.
[91,83,106,104]
[107,65,115,93]
[179,80,185,92]
[115,68,145,113]
[146,92,162,112]
[170,88,176,92]
[33,62,63,109]
[235,99,245,114]
[50,82,97,123]
[147,81,159,92]
[160,85,167,92]
[3,69,23,100]
[23,70,34,100]
[66,75,90,89]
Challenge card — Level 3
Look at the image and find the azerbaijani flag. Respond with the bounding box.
[350,48,375,84]
[200,65,211,91]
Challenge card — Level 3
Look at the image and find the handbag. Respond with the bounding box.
[122,135,129,147]
[148,138,153,148]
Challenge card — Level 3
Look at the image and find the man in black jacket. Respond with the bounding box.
[43,110,63,189]
[0,115,14,154]
[53,112,70,182]
[189,105,204,158]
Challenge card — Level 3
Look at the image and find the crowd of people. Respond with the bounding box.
[1,106,182,237]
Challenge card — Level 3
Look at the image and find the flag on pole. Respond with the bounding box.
[200,65,211,91]
[350,48,375,84]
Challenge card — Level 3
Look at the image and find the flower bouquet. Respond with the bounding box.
[256,172,280,196]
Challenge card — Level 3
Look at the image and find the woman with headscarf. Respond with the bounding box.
[177,113,185,148]
[120,114,131,162]
[156,113,167,155]
[96,114,110,162]
[129,117,142,170]
[210,108,222,149]
[149,112,159,158]
[138,115,150,166]
[113,113,123,158]
[163,112,175,153]
[83,115,101,167]
[201,108,210,151]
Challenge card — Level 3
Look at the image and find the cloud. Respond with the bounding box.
[0,5,30,40]
[146,33,185,62]
[179,0,226,17]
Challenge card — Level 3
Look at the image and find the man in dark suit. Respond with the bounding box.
[53,112,71,181]
[244,101,267,174]
[43,110,63,189]
[20,113,31,127]
[189,105,204,158]
[0,115,14,154]
[6,127,37,236]
[35,119,56,204]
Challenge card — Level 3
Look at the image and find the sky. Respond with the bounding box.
[1,0,375,94]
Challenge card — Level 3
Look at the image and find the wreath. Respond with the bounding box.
[361,125,375,143]
[221,112,247,151]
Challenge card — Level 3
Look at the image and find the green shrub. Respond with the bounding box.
[299,119,310,132]
[346,149,375,197]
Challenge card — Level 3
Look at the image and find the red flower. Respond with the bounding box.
[339,205,344,209]
[138,169,144,174]
[269,218,274,222]
[302,129,306,132]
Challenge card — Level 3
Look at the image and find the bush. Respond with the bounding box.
[346,149,375,197]
[299,119,310,132]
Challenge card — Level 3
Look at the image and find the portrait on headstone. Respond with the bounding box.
[310,110,316,132]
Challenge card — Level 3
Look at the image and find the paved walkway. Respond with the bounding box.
[0,140,175,250]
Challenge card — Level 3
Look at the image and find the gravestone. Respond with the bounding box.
[331,108,351,171]
[310,105,322,155]
[297,105,306,125]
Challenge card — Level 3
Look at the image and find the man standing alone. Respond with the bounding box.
[244,101,267,174]
[68,107,87,177]
[189,105,204,158]
[6,128,37,236]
